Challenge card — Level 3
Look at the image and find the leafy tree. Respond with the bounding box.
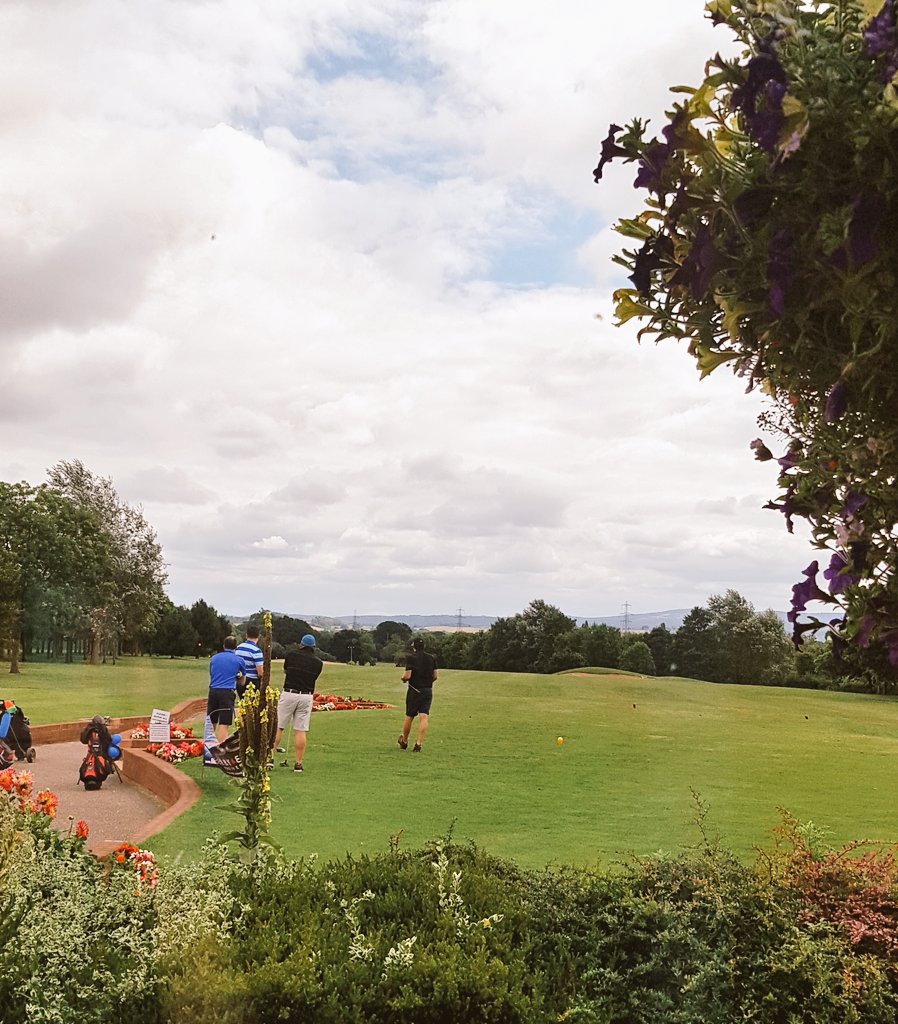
[482,614,530,673]
[147,602,199,657]
[270,614,314,648]
[330,629,361,663]
[707,591,794,686]
[481,600,577,674]
[645,624,674,676]
[381,633,411,665]
[0,482,110,673]
[442,631,477,669]
[594,0,898,674]
[190,599,225,655]
[620,640,656,675]
[579,622,622,669]
[464,630,488,670]
[373,620,413,650]
[46,461,167,659]
[544,630,587,674]
[673,592,794,685]
[672,607,717,682]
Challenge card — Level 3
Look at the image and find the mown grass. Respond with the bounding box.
[6,657,898,868]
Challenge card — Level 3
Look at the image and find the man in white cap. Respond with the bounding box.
[273,633,323,772]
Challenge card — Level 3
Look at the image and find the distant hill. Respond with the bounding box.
[577,609,692,631]
[230,608,789,633]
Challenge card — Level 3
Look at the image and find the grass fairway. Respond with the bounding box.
[6,658,898,868]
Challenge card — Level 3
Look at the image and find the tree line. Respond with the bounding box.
[1,464,874,691]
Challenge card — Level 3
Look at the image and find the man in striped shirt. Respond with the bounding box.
[235,625,264,697]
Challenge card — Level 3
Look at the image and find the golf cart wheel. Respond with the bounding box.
[26,747,36,762]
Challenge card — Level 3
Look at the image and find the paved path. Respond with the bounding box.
[14,742,166,853]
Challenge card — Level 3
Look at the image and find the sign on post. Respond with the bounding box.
[148,708,171,744]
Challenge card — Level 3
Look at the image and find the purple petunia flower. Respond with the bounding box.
[593,125,630,182]
[822,552,859,595]
[886,632,898,667]
[628,233,674,296]
[669,224,722,300]
[731,42,788,153]
[856,614,877,647]
[864,0,898,83]
[766,228,794,318]
[848,192,881,265]
[788,560,833,622]
[633,140,673,193]
[776,445,801,471]
[764,484,798,533]
[791,618,822,647]
[824,378,849,423]
[840,491,868,518]
[828,619,846,661]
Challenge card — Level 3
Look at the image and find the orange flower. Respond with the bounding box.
[36,790,58,819]
[75,820,89,839]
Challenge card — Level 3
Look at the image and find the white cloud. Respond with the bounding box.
[0,1,811,619]
[251,535,290,551]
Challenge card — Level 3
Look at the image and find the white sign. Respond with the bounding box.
[148,708,171,744]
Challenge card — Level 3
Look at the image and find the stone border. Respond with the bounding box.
[30,696,208,857]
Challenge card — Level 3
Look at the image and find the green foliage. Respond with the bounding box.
[269,613,314,648]
[0,811,235,1024]
[330,628,377,664]
[373,620,413,651]
[595,0,898,670]
[0,481,111,669]
[189,599,226,656]
[14,827,898,1023]
[8,736,898,1024]
[672,591,795,684]
[46,460,168,658]
[579,622,622,669]
[483,599,577,674]
[619,639,656,675]
[643,624,674,675]
[228,681,280,854]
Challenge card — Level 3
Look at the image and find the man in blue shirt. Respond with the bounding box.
[235,625,264,697]
[207,636,244,742]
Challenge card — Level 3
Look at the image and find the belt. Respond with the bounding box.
[284,687,313,694]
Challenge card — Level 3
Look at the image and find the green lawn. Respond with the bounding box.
[6,658,898,868]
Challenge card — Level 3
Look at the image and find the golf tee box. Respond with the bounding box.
[148,708,171,744]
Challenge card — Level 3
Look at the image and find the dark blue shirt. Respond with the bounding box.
[209,649,244,690]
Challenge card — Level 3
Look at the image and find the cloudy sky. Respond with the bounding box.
[1,0,811,620]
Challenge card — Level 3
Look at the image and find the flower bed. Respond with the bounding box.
[130,722,204,763]
[130,721,194,741]
[313,692,393,711]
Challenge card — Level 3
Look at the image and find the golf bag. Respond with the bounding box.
[0,700,35,767]
[78,716,113,791]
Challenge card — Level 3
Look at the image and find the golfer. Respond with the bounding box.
[206,636,244,742]
[398,636,438,753]
[273,634,323,773]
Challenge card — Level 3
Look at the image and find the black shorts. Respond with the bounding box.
[405,687,433,718]
[207,688,236,726]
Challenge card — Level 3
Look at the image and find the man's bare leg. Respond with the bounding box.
[400,715,413,747]
[415,713,428,749]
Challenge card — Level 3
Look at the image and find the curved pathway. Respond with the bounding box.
[16,742,167,853]
[17,697,207,855]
